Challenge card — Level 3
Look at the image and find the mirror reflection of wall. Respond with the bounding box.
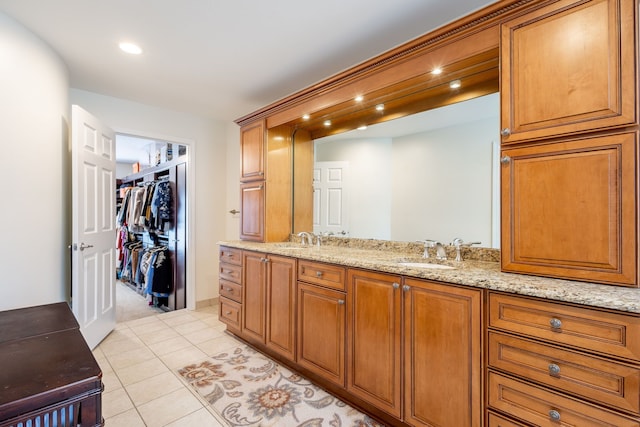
[313,92,500,248]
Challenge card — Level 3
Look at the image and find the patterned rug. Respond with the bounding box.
[177,345,385,427]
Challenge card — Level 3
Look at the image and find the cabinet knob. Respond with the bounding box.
[500,155,511,164]
[402,285,410,292]
[548,363,561,376]
[316,271,323,278]
[338,299,345,305]
[549,317,562,330]
[261,258,269,263]
[500,128,511,137]
[392,282,400,289]
[548,410,561,422]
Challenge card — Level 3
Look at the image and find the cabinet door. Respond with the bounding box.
[240,181,265,241]
[501,132,637,286]
[347,269,402,418]
[297,282,346,387]
[242,251,266,343]
[403,279,483,427]
[240,120,265,182]
[500,0,636,143]
[265,255,297,361]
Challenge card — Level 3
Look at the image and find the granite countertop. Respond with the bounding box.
[218,240,640,314]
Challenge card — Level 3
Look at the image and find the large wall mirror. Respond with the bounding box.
[288,49,500,248]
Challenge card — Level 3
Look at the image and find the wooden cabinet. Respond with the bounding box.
[238,122,293,242]
[487,292,640,425]
[241,251,297,361]
[500,0,637,143]
[347,269,402,418]
[501,131,637,285]
[403,279,483,427]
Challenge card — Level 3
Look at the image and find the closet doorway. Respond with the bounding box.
[115,134,189,322]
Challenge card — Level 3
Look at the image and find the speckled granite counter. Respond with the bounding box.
[218,240,640,314]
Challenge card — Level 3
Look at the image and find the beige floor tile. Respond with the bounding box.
[101,369,122,393]
[101,327,138,343]
[106,346,157,370]
[197,334,244,356]
[163,407,227,427]
[98,334,147,356]
[137,388,204,427]
[171,319,210,335]
[183,326,225,345]
[125,371,185,406]
[136,326,181,345]
[160,345,208,369]
[104,408,146,427]
[160,312,199,327]
[114,357,170,386]
[102,387,134,419]
[147,335,195,356]
[128,318,170,335]
[125,313,162,327]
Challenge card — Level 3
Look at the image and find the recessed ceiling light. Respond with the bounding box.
[302,114,310,120]
[432,67,443,75]
[357,125,368,130]
[375,104,384,111]
[324,120,331,127]
[119,42,143,55]
[354,95,364,102]
[450,80,461,89]
[274,136,284,141]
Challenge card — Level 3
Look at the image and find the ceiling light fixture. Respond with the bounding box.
[302,114,310,120]
[119,42,143,55]
[449,80,462,89]
[355,95,364,102]
[432,67,443,75]
[324,120,331,127]
[357,125,368,130]
[375,104,384,111]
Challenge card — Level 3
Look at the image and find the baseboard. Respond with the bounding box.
[195,297,219,310]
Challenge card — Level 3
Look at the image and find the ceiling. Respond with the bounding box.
[0,0,496,122]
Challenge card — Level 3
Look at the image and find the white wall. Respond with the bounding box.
[0,12,70,310]
[70,89,231,307]
[225,124,241,240]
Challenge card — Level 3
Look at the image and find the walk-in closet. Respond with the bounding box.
[115,135,188,312]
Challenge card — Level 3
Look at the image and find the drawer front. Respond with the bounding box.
[487,412,529,427]
[489,332,640,413]
[219,279,242,303]
[489,293,640,362]
[220,262,242,284]
[488,372,640,427]
[219,246,242,265]
[298,260,346,291]
[219,297,241,331]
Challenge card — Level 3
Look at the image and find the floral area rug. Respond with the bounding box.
[177,345,385,427]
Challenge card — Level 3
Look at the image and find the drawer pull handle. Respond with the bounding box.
[338,299,345,305]
[227,288,233,292]
[316,271,323,278]
[549,317,562,329]
[225,311,232,315]
[549,410,561,422]
[548,363,561,376]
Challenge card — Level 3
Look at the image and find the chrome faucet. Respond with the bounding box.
[452,238,481,261]
[420,240,447,260]
[297,231,313,246]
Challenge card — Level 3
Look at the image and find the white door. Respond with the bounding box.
[71,105,116,349]
[313,161,349,236]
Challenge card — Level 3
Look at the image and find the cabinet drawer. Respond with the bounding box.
[298,260,345,291]
[219,246,242,265]
[220,263,241,284]
[219,297,241,331]
[487,412,529,427]
[489,332,640,413]
[488,372,640,427]
[489,293,640,362]
[219,279,242,303]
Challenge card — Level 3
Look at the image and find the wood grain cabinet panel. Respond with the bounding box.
[219,279,241,303]
[240,181,265,241]
[500,0,637,143]
[489,293,640,363]
[220,297,241,333]
[489,372,640,427]
[403,279,483,427]
[489,332,640,413]
[347,269,402,418]
[296,282,345,387]
[219,246,242,265]
[298,260,346,291]
[501,131,637,286]
[265,255,297,361]
[487,412,529,427]
[242,251,267,343]
[240,120,265,182]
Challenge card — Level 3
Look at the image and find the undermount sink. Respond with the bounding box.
[397,262,456,270]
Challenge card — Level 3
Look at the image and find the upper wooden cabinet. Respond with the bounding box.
[240,120,265,182]
[501,131,637,285]
[500,0,637,143]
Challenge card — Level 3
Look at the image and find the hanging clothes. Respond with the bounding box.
[150,180,172,231]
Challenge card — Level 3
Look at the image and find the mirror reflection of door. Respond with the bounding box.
[313,161,349,237]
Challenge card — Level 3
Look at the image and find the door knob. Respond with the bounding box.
[79,243,94,251]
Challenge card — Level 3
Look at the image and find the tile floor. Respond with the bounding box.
[94,301,242,426]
